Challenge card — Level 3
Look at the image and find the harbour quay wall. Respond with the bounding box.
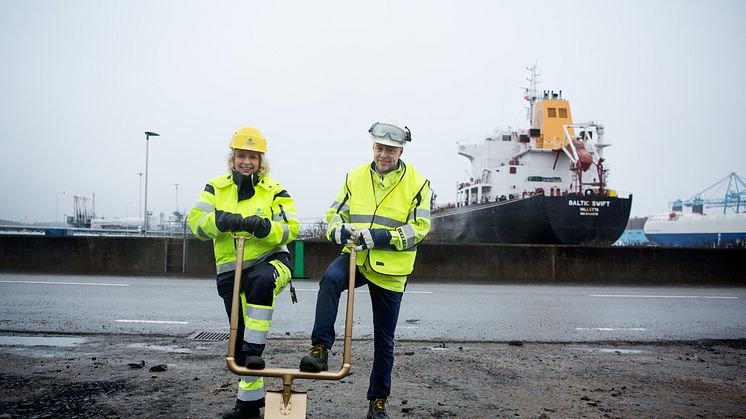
[0,235,743,284]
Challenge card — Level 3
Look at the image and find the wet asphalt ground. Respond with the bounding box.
[1,273,744,342]
[1,273,745,418]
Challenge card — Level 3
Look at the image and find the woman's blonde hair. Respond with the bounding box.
[227,150,270,177]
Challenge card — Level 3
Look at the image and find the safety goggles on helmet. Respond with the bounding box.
[368,122,411,143]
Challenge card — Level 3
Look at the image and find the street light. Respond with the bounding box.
[174,183,179,214]
[137,172,143,224]
[143,131,160,233]
[55,191,68,225]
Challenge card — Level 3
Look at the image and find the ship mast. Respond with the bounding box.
[523,64,540,125]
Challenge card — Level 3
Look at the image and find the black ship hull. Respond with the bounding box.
[431,195,633,245]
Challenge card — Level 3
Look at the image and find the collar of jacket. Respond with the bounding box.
[369,160,405,189]
[231,170,260,202]
[370,160,403,175]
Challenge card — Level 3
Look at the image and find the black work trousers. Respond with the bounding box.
[216,261,279,363]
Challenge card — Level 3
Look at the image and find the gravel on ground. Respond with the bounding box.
[1,333,745,418]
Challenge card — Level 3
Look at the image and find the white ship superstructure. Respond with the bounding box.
[432,66,632,245]
[644,172,746,247]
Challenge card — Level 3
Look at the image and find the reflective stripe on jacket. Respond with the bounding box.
[187,172,298,274]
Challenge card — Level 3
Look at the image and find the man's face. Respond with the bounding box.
[233,149,261,176]
[372,142,403,172]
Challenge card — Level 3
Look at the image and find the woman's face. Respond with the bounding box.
[233,149,261,176]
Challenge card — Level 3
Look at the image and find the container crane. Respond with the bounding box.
[676,172,746,214]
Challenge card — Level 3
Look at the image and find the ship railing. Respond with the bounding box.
[0,224,193,237]
[434,193,525,211]
[436,188,633,212]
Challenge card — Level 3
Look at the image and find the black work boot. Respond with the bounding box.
[367,398,389,419]
[299,343,328,372]
[222,405,260,419]
[245,355,265,369]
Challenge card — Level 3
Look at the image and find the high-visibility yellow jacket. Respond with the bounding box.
[188,172,298,274]
[326,161,431,292]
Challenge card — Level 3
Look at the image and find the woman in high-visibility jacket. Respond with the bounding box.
[188,125,298,419]
[299,119,431,419]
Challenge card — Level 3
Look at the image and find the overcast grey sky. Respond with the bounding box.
[1,0,744,225]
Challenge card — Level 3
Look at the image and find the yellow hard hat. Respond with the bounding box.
[229,125,267,153]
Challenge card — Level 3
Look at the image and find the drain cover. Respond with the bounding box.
[190,331,229,342]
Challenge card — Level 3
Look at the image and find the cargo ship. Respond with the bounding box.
[431,67,632,245]
[644,172,746,247]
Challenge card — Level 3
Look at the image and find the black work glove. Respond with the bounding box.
[242,215,272,238]
[215,211,244,232]
[354,228,391,251]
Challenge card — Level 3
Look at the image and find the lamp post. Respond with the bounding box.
[138,172,143,224]
[174,183,179,214]
[55,191,68,225]
[143,131,160,233]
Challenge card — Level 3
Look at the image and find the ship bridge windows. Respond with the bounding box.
[502,134,511,141]
[547,108,568,119]
[527,176,562,182]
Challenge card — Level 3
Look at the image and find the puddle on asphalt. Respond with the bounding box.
[127,343,192,353]
[571,346,646,354]
[0,336,86,347]
[596,348,645,354]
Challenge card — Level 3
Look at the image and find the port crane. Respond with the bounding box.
[673,172,746,214]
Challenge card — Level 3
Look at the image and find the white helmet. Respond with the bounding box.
[369,118,411,147]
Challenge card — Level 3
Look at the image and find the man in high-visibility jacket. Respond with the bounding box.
[188,125,298,419]
[300,119,431,419]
